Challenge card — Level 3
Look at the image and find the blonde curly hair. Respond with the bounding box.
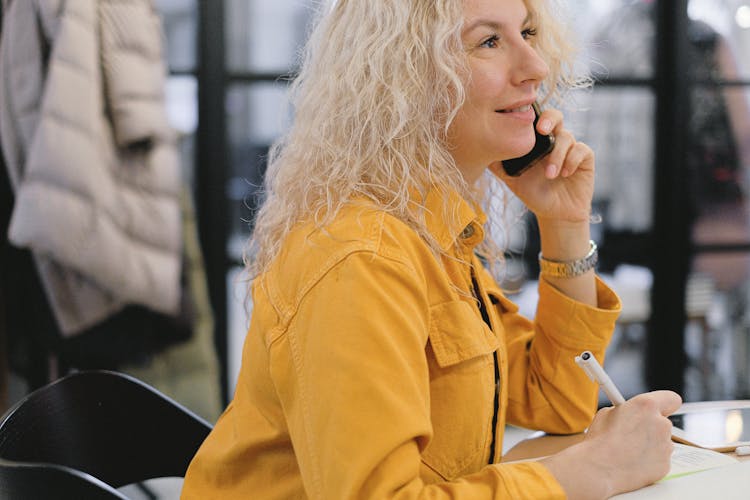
[246,0,586,278]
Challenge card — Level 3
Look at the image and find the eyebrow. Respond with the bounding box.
[462,14,531,36]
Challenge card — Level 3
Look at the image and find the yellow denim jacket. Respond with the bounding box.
[182,190,621,499]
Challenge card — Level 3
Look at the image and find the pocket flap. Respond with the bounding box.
[429,301,499,368]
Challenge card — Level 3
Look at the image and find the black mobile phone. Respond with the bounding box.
[500,102,555,176]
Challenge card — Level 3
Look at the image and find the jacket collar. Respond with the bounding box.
[420,186,486,252]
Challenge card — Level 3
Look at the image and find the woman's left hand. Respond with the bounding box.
[488,107,594,224]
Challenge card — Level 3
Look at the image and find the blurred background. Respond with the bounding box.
[4,0,750,426]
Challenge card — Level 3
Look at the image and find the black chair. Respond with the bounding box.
[0,370,213,499]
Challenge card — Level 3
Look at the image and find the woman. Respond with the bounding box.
[182,0,681,498]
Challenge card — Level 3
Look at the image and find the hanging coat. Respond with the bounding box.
[0,0,182,335]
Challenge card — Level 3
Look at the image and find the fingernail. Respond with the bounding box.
[546,163,557,178]
[538,119,552,134]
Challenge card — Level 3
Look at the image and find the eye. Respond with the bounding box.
[521,27,538,40]
[480,34,500,48]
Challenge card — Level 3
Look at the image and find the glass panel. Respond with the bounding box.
[226,82,293,260]
[227,82,293,152]
[689,85,750,246]
[686,3,750,400]
[689,0,750,81]
[154,0,197,71]
[591,257,750,402]
[165,76,198,185]
[581,0,656,80]
[226,0,316,73]
[686,255,750,400]
[574,86,656,234]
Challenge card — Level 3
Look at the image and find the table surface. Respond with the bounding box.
[503,401,750,463]
[501,432,750,463]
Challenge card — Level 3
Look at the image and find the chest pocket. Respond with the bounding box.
[421,300,499,481]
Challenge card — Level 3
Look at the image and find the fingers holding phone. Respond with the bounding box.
[553,135,595,179]
[495,104,593,180]
[540,113,594,180]
[489,105,596,224]
[500,102,556,177]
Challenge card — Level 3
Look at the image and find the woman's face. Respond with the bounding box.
[448,0,549,183]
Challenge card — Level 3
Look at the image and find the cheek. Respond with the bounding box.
[465,65,508,106]
[446,109,471,149]
[447,67,508,146]
[456,81,496,131]
[450,97,485,137]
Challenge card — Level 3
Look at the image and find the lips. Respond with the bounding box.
[496,103,532,113]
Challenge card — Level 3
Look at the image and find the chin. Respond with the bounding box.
[500,141,535,161]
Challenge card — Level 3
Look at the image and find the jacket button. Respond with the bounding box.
[461,224,475,239]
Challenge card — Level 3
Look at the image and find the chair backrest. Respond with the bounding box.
[0,370,212,496]
[0,458,126,499]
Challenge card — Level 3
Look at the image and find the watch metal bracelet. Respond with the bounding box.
[538,240,598,278]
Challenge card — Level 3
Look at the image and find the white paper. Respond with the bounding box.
[663,443,738,479]
[612,447,749,499]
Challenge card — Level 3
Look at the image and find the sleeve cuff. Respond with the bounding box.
[535,276,622,349]
[491,461,567,499]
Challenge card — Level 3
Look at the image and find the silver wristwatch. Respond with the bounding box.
[538,240,598,278]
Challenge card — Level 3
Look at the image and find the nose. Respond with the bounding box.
[511,42,549,87]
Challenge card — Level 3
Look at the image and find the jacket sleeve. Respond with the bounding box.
[268,251,567,499]
[492,274,622,434]
[100,0,172,147]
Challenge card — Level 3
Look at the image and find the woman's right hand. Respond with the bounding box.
[542,390,682,499]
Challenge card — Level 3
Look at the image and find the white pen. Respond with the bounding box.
[575,350,626,406]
